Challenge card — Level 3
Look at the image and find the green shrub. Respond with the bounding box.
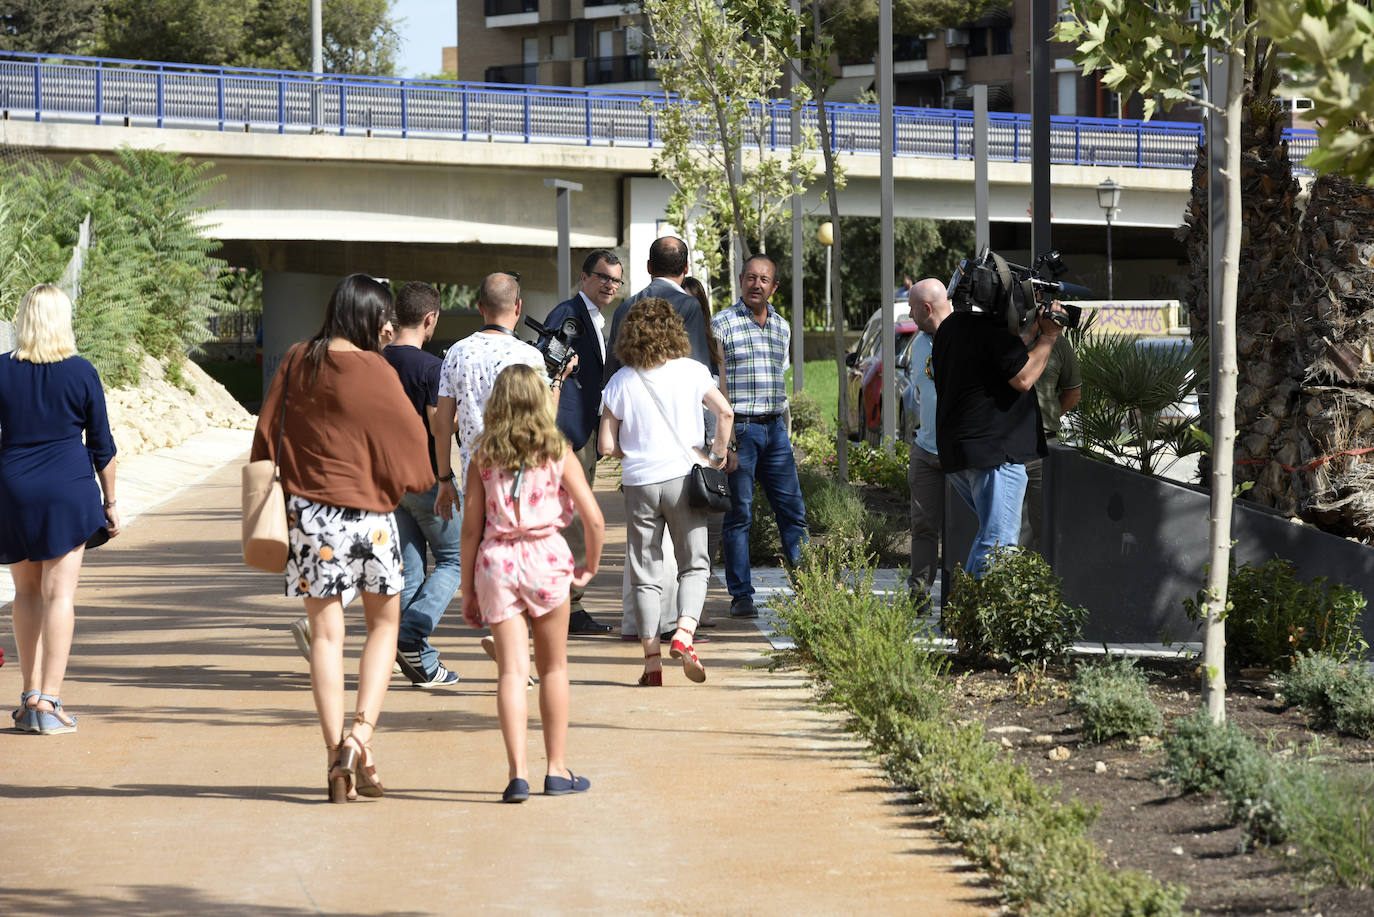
[791,426,834,473]
[797,468,905,562]
[1284,768,1374,889]
[1159,710,1266,795]
[1184,557,1368,672]
[941,545,1087,671]
[846,439,909,491]
[787,390,831,435]
[1071,656,1164,743]
[1279,651,1374,738]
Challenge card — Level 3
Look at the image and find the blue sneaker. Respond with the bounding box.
[409,661,460,689]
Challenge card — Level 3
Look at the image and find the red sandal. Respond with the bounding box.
[638,652,663,686]
[670,639,706,684]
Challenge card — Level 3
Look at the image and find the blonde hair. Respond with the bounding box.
[472,364,567,472]
[14,284,78,363]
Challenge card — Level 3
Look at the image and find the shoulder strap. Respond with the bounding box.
[273,349,297,470]
[634,370,700,466]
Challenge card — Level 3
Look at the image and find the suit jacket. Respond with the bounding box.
[545,294,606,450]
[603,277,712,384]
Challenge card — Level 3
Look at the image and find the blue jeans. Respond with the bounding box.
[948,463,1026,578]
[723,417,809,599]
[393,483,462,674]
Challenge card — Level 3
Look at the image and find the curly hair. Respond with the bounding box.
[613,297,690,369]
[472,364,567,472]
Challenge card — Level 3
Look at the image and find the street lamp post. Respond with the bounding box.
[818,220,833,331]
[1096,177,1122,300]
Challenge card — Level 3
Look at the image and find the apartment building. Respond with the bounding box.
[451,0,1131,120]
[457,0,655,91]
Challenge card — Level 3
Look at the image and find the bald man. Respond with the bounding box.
[904,278,953,597]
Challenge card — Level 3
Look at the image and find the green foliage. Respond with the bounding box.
[1159,710,1266,795]
[643,0,820,298]
[1183,557,1369,672]
[1279,652,1374,739]
[0,148,229,387]
[1071,656,1164,743]
[0,0,104,54]
[842,439,907,490]
[797,468,904,561]
[1259,0,1374,182]
[1282,768,1374,889]
[1052,0,1249,121]
[98,0,400,75]
[765,216,974,329]
[787,390,830,436]
[1070,332,1206,476]
[773,543,1186,915]
[823,0,988,67]
[942,545,1087,671]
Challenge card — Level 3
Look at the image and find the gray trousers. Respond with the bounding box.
[562,437,599,611]
[623,475,710,640]
[908,444,945,594]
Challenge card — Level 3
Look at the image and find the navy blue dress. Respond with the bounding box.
[0,353,116,563]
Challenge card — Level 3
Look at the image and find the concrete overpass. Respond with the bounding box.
[2,51,1275,375]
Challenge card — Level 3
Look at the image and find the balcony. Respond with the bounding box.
[485,0,538,27]
[584,55,652,85]
[582,0,638,16]
[484,62,538,84]
[839,35,930,76]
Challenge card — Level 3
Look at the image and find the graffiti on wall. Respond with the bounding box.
[1076,301,1182,336]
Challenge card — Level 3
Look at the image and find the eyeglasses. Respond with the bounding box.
[589,270,623,289]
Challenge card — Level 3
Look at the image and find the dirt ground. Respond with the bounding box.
[950,659,1374,915]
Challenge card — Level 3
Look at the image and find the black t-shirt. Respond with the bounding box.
[383,344,441,476]
[931,310,1045,472]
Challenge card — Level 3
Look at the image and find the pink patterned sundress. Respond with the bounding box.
[473,454,576,624]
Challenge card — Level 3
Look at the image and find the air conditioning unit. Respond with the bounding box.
[945,28,969,47]
[1281,97,1314,112]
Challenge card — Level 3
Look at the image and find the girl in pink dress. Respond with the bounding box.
[461,364,604,803]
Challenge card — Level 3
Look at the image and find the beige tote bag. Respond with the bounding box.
[241,354,294,572]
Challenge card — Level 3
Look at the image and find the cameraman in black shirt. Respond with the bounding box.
[930,297,1065,577]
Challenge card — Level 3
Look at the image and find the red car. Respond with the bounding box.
[845,307,918,443]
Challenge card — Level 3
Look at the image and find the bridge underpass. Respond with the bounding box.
[0,57,1206,384]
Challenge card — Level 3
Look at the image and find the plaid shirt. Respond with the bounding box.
[711,299,790,415]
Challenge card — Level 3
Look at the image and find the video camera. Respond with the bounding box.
[524,315,581,382]
[947,246,1092,335]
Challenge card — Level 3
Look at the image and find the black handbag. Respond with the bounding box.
[688,463,732,513]
[636,370,732,514]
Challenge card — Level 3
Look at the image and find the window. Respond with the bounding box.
[523,37,538,64]
[552,34,570,60]
[991,27,1012,55]
[968,28,987,57]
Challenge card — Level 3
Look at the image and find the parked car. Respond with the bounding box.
[844,304,918,443]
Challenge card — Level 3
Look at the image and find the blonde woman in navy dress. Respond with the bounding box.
[1,284,120,735]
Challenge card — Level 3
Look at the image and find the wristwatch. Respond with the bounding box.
[708,451,725,464]
[438,471,455,483]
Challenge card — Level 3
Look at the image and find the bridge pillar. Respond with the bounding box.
[261,271,337,394]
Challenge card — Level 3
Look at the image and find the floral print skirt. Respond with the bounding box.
[284,495,404,599]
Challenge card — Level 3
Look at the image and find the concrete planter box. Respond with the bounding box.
[946,445,1374,647]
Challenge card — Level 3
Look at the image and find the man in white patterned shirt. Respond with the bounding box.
[433,272,568,518]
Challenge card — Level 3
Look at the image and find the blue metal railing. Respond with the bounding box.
[0,51,1319,170]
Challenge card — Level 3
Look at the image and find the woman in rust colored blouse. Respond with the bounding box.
[252,274,434,803]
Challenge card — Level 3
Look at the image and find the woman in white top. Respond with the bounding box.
[600,298,733,686]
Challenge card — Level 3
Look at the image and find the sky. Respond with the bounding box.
[390,0,458,78]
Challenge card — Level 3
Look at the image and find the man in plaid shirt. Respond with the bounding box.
[710,253,809,618]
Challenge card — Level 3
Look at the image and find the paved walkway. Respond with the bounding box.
[0,430,990,916]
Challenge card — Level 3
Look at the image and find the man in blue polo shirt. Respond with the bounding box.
[711,253,808,619]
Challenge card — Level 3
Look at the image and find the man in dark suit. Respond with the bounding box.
[544,249,622,635]
[603,235,712,382]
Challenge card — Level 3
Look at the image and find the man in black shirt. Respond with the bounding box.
[382,282,464,687]
[931,300,1064,576]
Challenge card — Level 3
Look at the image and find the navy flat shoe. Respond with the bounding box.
[544,771,590,795]
[502,778,530,803]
